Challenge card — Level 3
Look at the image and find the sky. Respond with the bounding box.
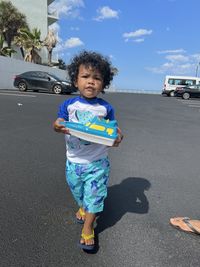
[49,0,200,92]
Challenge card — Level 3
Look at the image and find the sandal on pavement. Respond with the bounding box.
[170,217,200,235]
[76,208,85,224]
[78,230,95,250]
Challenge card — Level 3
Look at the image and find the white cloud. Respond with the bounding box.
[70,26,80,31]
[134,38,144,43]
[189,53,200,61]
[109,54,116,61]
[53,42,65,53]
[147,62,195,75]
[123,28,152,42]
[49,1,84,59]
[157,49,186,54]
[165,54,189,62]
[53,37,83,58]
[53,37,84,56]
[49,22,60,34]
[147,51,200,75]
[49,0,84,17]
[64,37,84,48]
[94,6,119,21]
[123,29,152,38]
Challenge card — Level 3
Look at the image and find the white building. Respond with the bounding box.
[8,0,58,63]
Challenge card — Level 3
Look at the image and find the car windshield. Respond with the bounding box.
[47,73,61,80]
[48,73,70,82]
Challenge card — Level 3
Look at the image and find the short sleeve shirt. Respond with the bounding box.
[57,95,115,163]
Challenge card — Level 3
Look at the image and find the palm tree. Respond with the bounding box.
[43,29,57,66]
[0,0,28,51]
[14,27,43,64]
[58,58,66,70]
[0,33,16,56]
[112,67,119,75]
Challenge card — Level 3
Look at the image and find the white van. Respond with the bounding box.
[162,75,200,96]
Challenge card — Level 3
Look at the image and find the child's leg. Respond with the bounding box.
[80,158,110,246]
[66,160,84,213]
[80,212,96,246]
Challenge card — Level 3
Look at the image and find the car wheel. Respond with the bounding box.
[182,92,190,100]
[169,91,175,97]
[18,81,27,91]
[53,84,62,94]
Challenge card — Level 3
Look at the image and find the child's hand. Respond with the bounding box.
[53,118,70,134]
[112,127,123,147]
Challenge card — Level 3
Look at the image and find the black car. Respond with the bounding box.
[13,71,76,94]
[174,84,200,100]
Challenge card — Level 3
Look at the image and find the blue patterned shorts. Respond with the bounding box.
[66,157,110,213]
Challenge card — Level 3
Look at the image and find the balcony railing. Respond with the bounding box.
[48,0,55,6]
[48,10,58,18]
[48,10,58,25]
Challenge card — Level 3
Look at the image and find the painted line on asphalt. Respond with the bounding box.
[188,105,200,108]
[186,100,200,103]
[188,102,200,105]
[176,99,200,110]
[178,100,200,104]
[0,92,36,97]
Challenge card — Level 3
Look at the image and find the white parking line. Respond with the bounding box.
[179,99,200,102]
[0,92,36,97]
[188,105,200,108]
[186,100,200,103]
[177,99,200,105]
[176,98,200,110]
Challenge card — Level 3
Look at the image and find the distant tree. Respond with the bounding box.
[14,27,43,64]
[112,67,118,75]
[0,0,28,51]
[58,58,66,70]
[0,33,16,56]
[50,58,67,70]
[43,29,57,66]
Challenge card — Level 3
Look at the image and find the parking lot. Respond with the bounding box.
[176,97,200,109]
[1,91,200,267]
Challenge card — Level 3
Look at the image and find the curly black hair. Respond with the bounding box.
[67,50,115,90]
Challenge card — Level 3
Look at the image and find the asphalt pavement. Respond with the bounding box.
[0,91,200,267]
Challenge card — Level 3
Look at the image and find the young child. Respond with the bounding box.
[53,50,123,250]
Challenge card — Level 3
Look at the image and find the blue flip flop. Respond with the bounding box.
[78,230,95,251]
[78,242,95,250]
[76,218,84,224]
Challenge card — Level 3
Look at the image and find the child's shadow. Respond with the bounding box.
[95,177,151,234]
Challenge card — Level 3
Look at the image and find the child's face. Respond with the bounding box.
[75,64,104,99]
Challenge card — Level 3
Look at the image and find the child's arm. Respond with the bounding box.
[53,118,70,134]
[112,127,123,147]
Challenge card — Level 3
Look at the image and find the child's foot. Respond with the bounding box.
[79,227,95,250]
[76,208,85,224]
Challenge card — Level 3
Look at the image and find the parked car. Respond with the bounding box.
[13,71,76,94]
[174,84,200,100]
[162,75,200,97]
